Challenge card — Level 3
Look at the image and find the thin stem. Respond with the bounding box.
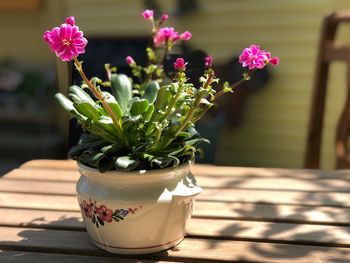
[158,40,169,67]
[150,73,214,152]
[212,69,256,101]
[73,57,129,147]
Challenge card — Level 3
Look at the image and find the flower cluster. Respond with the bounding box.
[43,11,279,172]
[81,199,141,228]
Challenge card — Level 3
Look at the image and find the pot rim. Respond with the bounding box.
[77,161,192,183]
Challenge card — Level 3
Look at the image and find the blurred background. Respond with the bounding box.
[1,0,350,174]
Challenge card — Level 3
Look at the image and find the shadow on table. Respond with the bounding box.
[198,168,350,261]
[1,215,176,262]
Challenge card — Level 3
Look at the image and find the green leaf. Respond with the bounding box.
[69,85,97,108]
[115,156,140,170]
[122,115,143,130]
[88,152,114,173]
[185,137,210,147]
[143,81,160,104]
[111,74,132,114]
[146,47,156,63]
[94,116,119,137]
[74,102,100,121]
[68,139,108,159]
[143,104,154,122]
[130,99,149,116]
[151,156,180,168]
[55,93,85,120]
[102,91,123,119]
[155,86,172,110]
[177,132,191,139]
[101,144,123,155]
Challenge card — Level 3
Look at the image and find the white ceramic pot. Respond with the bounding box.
[76,162,202,254]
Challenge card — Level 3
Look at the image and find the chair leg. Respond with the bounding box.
[335,66,350,168]
[304,14,337,169]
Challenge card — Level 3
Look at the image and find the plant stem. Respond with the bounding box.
[151,73,214,152]
[73,57,129,147]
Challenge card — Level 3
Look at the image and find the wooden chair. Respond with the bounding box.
[304,11,350,169]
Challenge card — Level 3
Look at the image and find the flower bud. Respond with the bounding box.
[161,14,169,22]
[204,56,213,68]
[180,31,192,41]
[142,9,154,20]
[174,58,187,71]
[126,56,136,66]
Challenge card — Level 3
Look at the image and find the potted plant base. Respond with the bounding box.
[77,162,202,254]
[43,8,278,256]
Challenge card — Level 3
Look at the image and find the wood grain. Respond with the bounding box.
[19,159,350,179]
[6,167,350,192]
[3,160,350,262]
[1,185,350,207]
[0,251,168,263]
[2,226,350,263]
[2,208,350,247]
[2,193,350,225]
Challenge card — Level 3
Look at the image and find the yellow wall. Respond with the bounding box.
[0,1,66,66]
[2,0,350,169]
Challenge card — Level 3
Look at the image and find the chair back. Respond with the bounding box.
[304,11,350,168]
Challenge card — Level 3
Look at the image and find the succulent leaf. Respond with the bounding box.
[111,74,132,114]
[143,81,160,104]
[130,99,149,116]
[115,156,140,170]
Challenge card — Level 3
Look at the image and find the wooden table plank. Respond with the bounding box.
[5,168,350,192]
[1,193,350,225]
[20,159,77,170]
[19,159,350,179]
[2,179,350,207]
[3,159,350,262]
[2,226,350,263]
[0,251,170,263]
[2,208,350,247]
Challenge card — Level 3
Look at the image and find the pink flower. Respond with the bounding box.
[180,31,192,41]
[43,16,87,61]
[205,56,213,68]
[142,9,154,20]
[174,57,187,71]
[126,56,135,65]
[265,51,279,66]
[161,14,169,22]
[81,200,93,218]
[239,45,268,70]
[153,27,179,46]
[239,45,279,70]
[97,205,113,223]
[65,16,75,26]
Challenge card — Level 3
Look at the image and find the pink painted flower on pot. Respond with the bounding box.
[81,200,93,218]
[43,16,87,61]
[97,205,113,223]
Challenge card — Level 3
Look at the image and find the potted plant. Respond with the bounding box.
[43,10,279,254]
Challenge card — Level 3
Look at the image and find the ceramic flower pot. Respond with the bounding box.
[76,162,202,254]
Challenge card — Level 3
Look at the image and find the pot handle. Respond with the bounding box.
[172,171,203,203]
[173,185,203,199]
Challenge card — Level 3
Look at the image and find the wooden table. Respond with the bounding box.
[1,160,350,262]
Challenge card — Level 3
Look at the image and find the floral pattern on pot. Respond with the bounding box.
[80,199,142,228]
